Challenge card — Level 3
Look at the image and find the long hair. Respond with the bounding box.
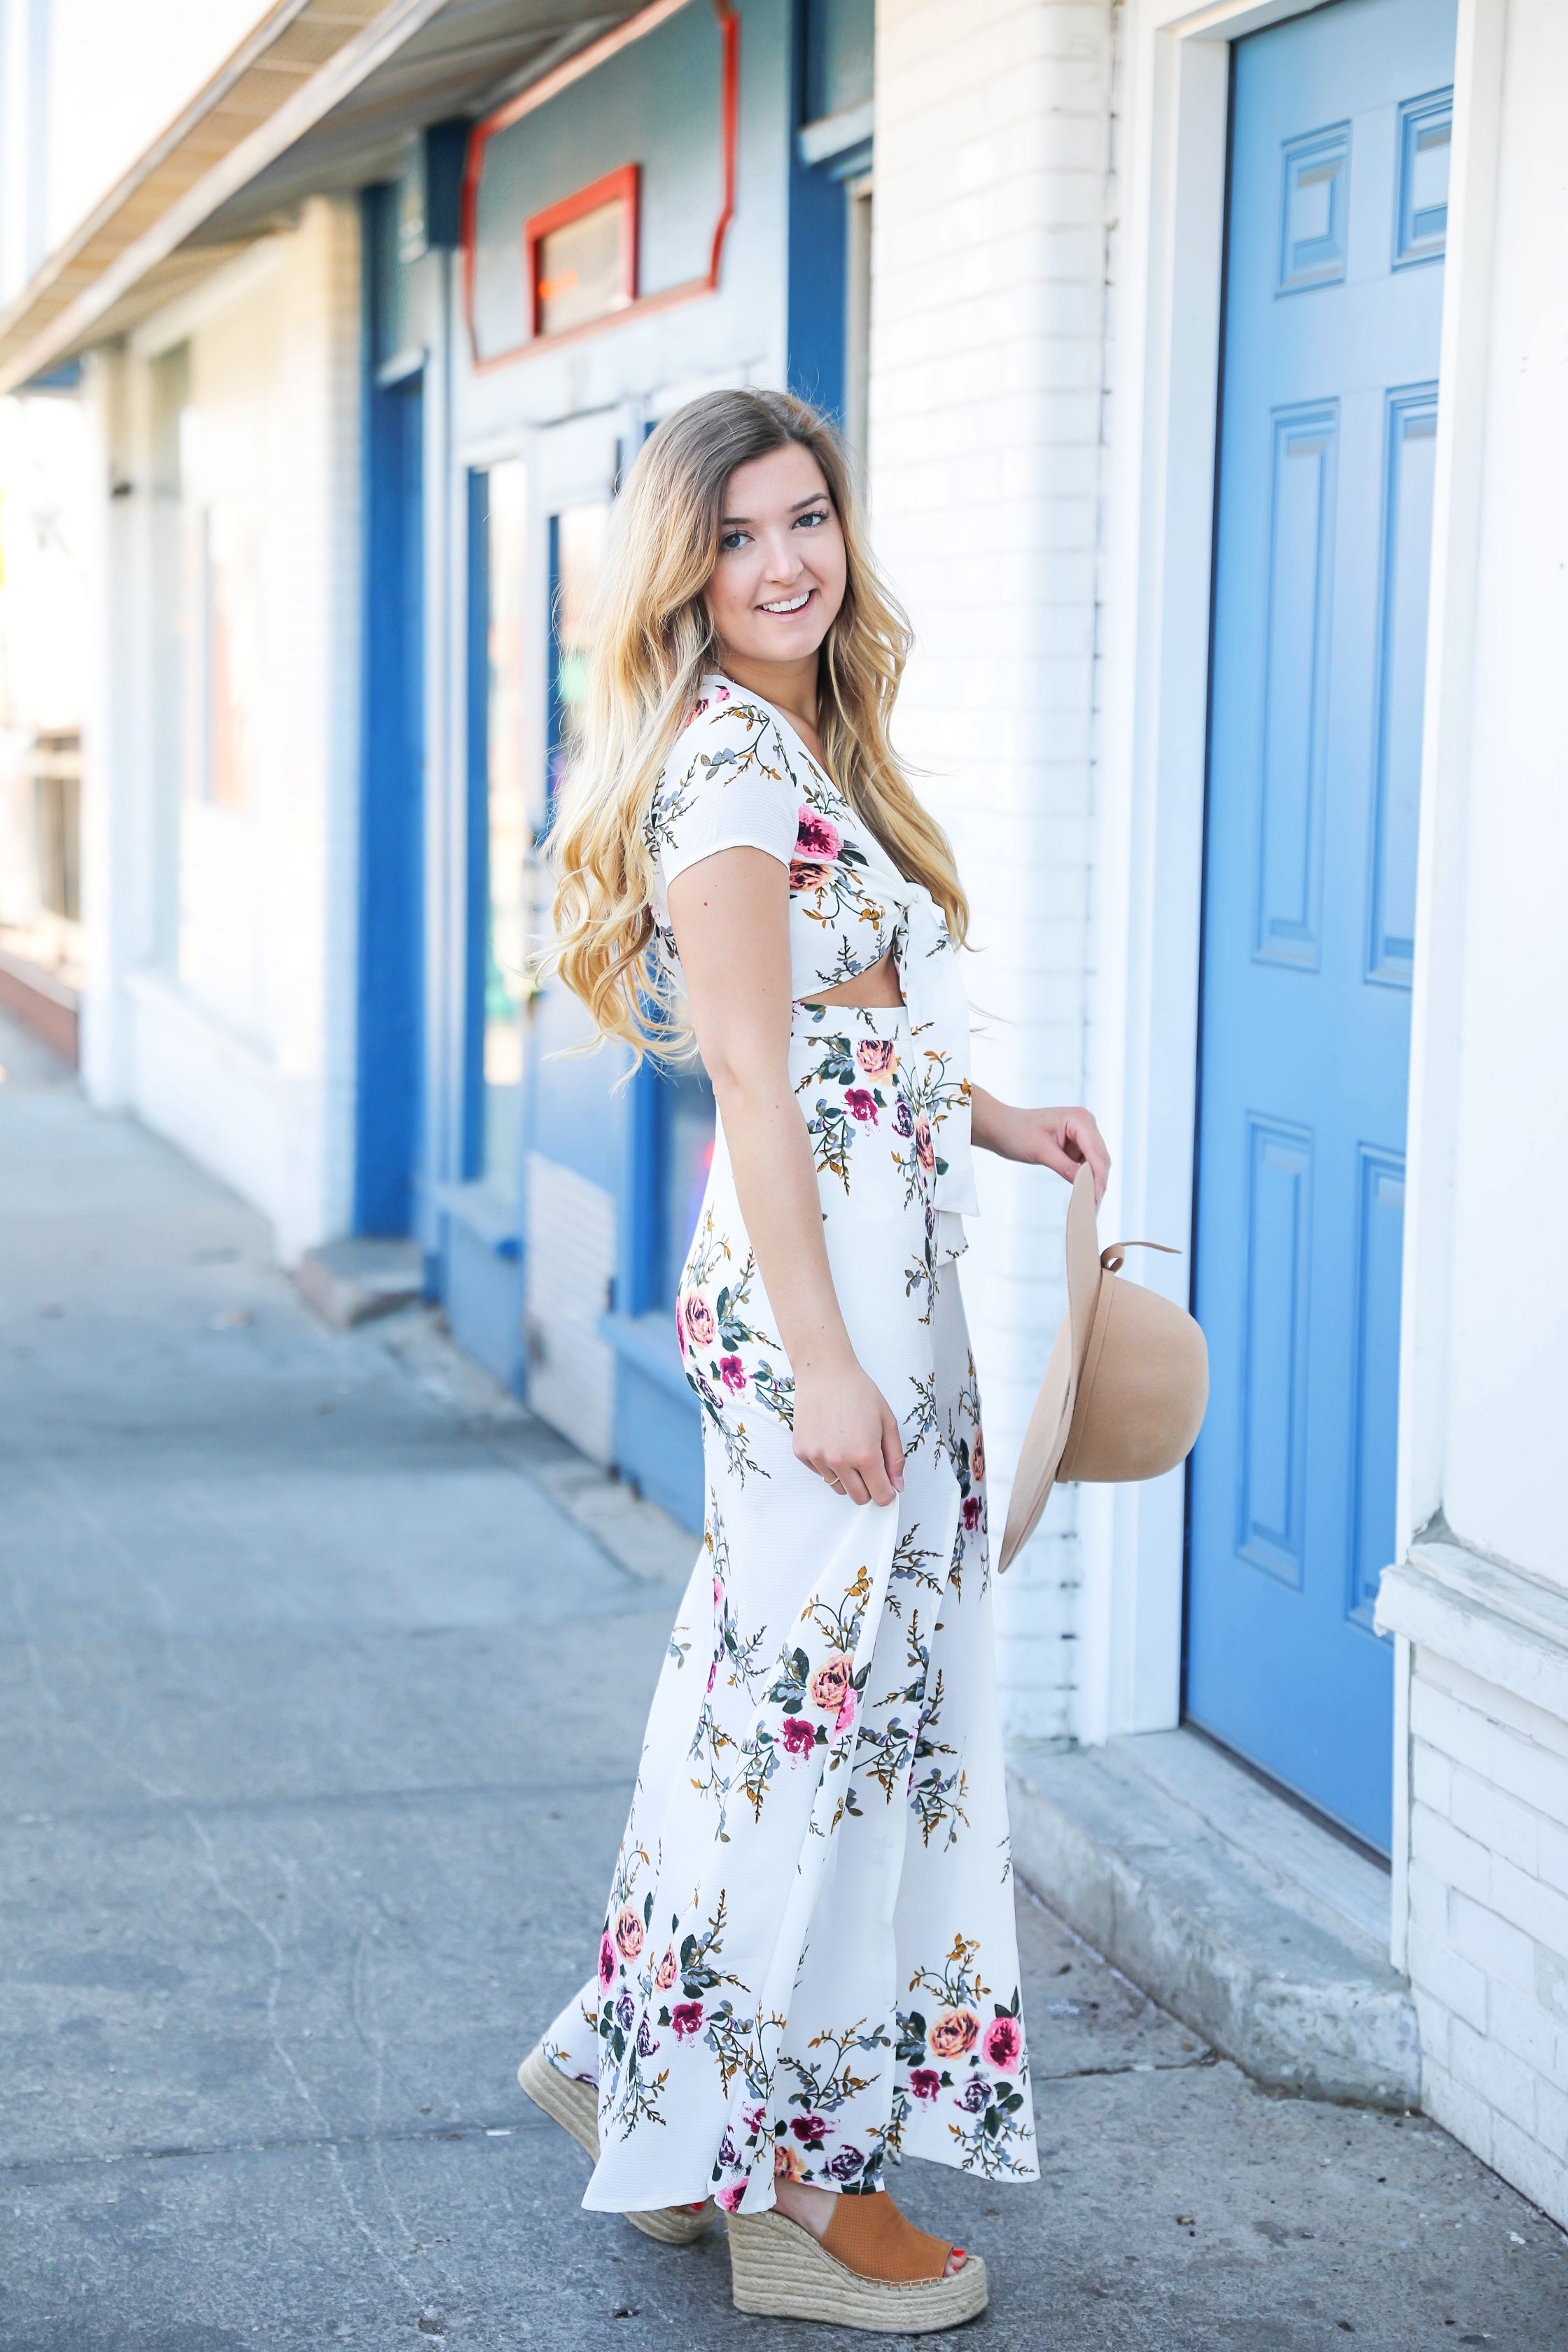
[547,387,968,1058]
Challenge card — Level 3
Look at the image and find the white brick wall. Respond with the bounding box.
[1406,1646,1568,2228]
[89,200,363,1263]
[869,0,1116,1740]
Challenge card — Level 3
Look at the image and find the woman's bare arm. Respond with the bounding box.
[666,847,903,1506]
[970,1085,1111,1203]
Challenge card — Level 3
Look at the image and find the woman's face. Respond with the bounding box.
[705,442,847,669]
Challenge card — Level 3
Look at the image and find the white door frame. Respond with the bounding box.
[1079,0,1499,1754]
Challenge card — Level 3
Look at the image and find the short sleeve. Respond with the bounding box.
[645,692,800,886]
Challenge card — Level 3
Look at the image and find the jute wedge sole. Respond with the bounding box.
[727,2208,989,2333]
[514,2043,715,2247]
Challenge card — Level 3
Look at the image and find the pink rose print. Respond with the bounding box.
[790,858,832,893]
[909,2067,941,2102]
[844,1088,879,1124]
[598,1932,616,1990]
[780,1715,817,1758]
[915,1114,936,1172]
[719,1354,747,1394]
[961,1494,983,1534]
[808,1654,854,1715]
[835,1688,857,1735]
[982,2015,1022,2073]
[615,1906,644,1963]
[654,1946,678,1992]
[929,2007,981,2060]
[855,1038,899,1079]
[671,2001,704,2039]
[716,2182,747,2213]
[682,1291,715,1350]
[972,1428,986,1485]
[707,1653,718,1693]
[795,808,841,860]
[790,2114,828,2147]
[713,1576,724,1612]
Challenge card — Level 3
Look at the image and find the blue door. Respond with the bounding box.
[356,203,425,1236]
[1187,0,1455,1850]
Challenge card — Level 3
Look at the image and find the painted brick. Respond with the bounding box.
[1406,1858,1451,1940]
[1407,1924,1488,2034]
[1411,1984,1451,2073]
[1410,1737,1454,1817]
[1450,1765,1541,1876]
[1421,2055,1496,2169]
[1486,1982,1568,2087]
[1421,1646,1568,1771]
[1410,1800,1492,1906]
[1489,2113,1568,2235]
[1449,2017,1536,2137]
[1448,1889,1536,1991]
[1538,1818,1568,1898]
[1492,1855,1568,1954]
[1535,2075,1568,2164]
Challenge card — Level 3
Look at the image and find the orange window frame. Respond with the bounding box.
[526,163,641,339]
[461,0,738,373]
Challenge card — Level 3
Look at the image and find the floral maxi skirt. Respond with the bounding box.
[541,1004,1038,2213]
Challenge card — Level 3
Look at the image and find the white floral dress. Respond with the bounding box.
[540,678,1037,2214]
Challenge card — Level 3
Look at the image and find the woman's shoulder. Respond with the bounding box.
[646,678,803,860]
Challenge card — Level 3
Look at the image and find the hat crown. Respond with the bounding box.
[997,1167,1209,1573]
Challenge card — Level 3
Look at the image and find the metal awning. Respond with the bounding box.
[0,0,634,395]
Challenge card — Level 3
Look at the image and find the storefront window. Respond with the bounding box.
[477,457,530,1200]
[202,493,262,813]
[547,500,609,806]
[655,1056,715,1311]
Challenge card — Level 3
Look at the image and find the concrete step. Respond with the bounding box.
[295,1236,425,1329]
[1007,1727,1420,2110]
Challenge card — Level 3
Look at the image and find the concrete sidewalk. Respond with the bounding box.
[1,1008,1564,2352]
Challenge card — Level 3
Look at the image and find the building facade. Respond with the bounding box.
[1,0,1563,2232]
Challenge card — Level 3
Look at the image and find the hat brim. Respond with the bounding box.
[997,1166,1102,1572]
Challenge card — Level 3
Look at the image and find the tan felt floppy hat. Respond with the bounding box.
[998,1164,1210,1574]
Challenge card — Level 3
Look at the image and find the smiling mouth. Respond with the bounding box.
[758,591,811,615]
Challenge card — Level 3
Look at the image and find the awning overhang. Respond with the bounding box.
[0,0,634,396]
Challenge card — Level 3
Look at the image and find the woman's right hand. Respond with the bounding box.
[792,1354,906,1506]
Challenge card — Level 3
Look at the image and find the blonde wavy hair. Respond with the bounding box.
[548,386,967,1058]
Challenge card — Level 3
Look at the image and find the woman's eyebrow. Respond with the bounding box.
[718,494,830,527]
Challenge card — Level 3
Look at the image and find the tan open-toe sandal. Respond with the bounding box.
[727,2190,988,2332]
[515,2041,716,2246]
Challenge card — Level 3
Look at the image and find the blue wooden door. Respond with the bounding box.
[1187,0,1455,1851]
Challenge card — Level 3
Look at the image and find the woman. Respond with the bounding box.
[518,388,1108,2332]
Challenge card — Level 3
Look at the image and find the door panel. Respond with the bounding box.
[1187,0,1455,1851]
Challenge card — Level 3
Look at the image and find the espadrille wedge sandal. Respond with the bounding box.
[515,2041,716,2246]
[727,2196,989,2333]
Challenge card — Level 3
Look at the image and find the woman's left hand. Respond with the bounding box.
[970,1089,1112,1204]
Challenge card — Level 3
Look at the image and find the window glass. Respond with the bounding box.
[657,1056,716,1312]
[547,500,609,805]
[536,199,631,337]
[481,457,529,1199]
[203,493,261,813]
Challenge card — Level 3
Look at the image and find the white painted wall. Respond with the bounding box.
[869,0,1116,1743]
[83,200,362,1263]
[1427,0,1568,1588]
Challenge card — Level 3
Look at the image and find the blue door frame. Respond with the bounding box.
[356,186,425,1238]
[1186,0,1455,1852]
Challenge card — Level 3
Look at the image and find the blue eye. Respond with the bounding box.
[797,508,828,529]
[720,528,747,553]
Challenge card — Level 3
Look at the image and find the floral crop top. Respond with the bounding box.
[643,675,979,1240]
